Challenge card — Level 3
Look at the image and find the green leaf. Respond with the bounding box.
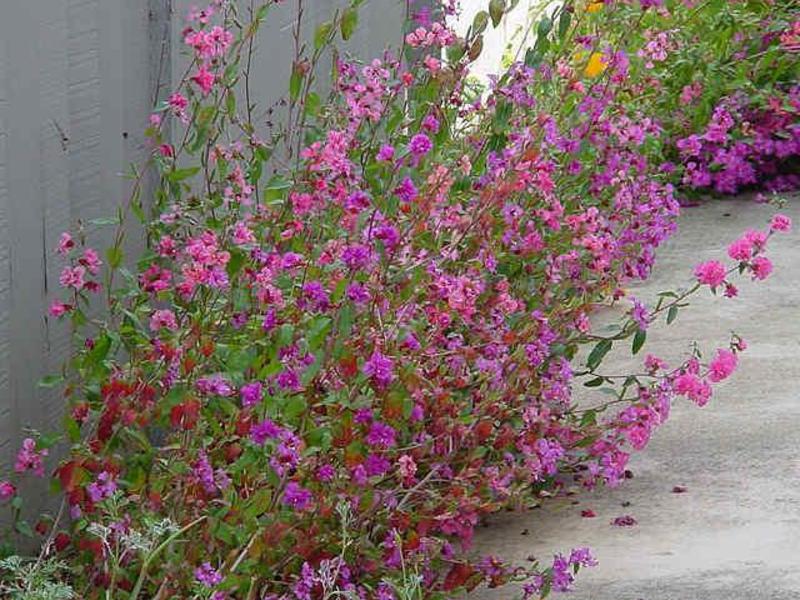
[88,216,120,227]
[472,11,490,35]
[489,0,506,27]
[15,520,34,538]
[632,329,647,355]
[304,92,321,117]
[583,376,604,387]
[85,333,112,367]
[38,374,64,388]
[307,316,332,351]
[537,15,552,38]
[225,90,236,118]
[558,10,572,39]
[314,21,333,49]
[667,305,679,325]
[226,249,246,279]
[106,245,123,269]
[341,8,358,41]
[289,65,304,102]
[586,339,612,370]
[243,488,272,520]
[166,166,200,182]
[284,396,307,421]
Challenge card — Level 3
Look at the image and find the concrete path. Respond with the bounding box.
[473,197,800,599]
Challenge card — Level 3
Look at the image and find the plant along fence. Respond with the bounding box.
[0,0,794,598]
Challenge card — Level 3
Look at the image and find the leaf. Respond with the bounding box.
[314,21,334,49]
[583,376,604,387]
[107,245,123,269]
[489,0,506,28]
[166,166,200,182]
[558,10,572,39]
[225,90,236,118]
[341,8,358,41]
[537,15,552,38]
[289,64,304,102]
[586,339,612,370]
[39,374,64,388]
[632,329,647,355]
[88,216,120,227]
[667,305,679,325]
[304,92,321,117]
[306,316,332,351]
[472,11,489,35]
[85,334,112,367]
[226,249,246,279]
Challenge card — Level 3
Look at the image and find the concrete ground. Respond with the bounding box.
[472,197,800,599]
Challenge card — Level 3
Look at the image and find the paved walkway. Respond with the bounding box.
[474,197,800,599]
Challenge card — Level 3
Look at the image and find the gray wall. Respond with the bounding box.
[0,0,407,477]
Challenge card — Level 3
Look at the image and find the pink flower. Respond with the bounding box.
[674,372,712,407]
[770,214,792,233]
[232,221,256,246]
[192,66,216,95]
[56,232,74,256]
[708,349,737,383]
[49,302,72,317]
[727,237,752,261]
[150,309,178,332]
[694,260,726,288]
[80,248,102,275]
[59,265,86,290]
[15,438,47,477]
[376,144,395,161]
[0,481,15,501]
[750,256,773,280]
[744,229,767,253]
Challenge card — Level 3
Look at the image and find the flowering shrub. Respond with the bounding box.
[563,1,799,196]
[0,1,794,599]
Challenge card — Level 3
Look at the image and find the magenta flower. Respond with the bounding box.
[750,256,773,280]
[376,144,395,161]
[195,374,233,397]
[727,237,752,261]
[87,471,117,503]
[366,421,397,449]
[363,350,395,387]
[708,349,737,383]
[0,481,16,501]
[192,65,216,96]
[694,260,726,288]
[240,381,263,407]
[194,562,223,588]
[408,133,432,156]
[770,214,792,232]
[282,482,313,511]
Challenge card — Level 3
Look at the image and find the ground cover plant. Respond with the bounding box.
[0,0,795,598]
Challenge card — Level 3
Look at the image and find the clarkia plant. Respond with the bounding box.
[0,1,794,599]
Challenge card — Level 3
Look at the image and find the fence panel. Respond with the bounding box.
[0,0,411,508]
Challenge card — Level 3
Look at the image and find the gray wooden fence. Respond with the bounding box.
[0,0,408,484]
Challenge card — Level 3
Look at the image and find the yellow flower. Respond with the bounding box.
[584,52,607,78]
[587,1,603,13]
